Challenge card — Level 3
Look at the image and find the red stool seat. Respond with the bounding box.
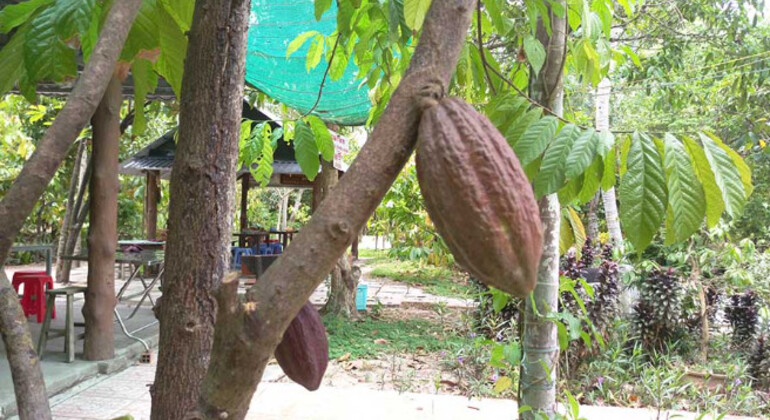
[12,274,55,323]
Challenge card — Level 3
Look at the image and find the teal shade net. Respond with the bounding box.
[247,1,372,126]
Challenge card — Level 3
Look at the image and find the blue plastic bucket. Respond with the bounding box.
[355,284,368,310]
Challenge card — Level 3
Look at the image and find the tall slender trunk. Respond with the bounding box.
[279,190,290,230]
[0,2,142,418]
[586,194,599,241]
[287,189,303,226]
[519,2,566,418]
[195,2,474,418]
[318,160,359,318]
[595,77,622,250]
[55,139,88,281]
[150,0,251,418]
[83,75,122,361]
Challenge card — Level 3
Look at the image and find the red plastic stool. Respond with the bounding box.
[12,274,55,323]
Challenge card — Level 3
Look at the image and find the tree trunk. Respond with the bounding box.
[595,77,623,251]
[83,75,122,361]
[144,171,160,240]
[55,138,88,281]
[586,194,600,241]
[0,2,142,418]
[149,0,251,418]
[317,160,359,318]
[287,189,303,226]
[519,2,566,418]
[279,190,290,230]
[195,2,474,419]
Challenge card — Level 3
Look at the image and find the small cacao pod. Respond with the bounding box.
[415,96,543,297]
[274,302,329,391]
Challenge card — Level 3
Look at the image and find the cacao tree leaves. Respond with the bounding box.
[51,0,95,39]
[523,35,546,74]
[513,115,557,166]
[682,135,724,228]
[663,134,706,242]
[565,128,597,179]
[699,132,746,219]
[155,5,187,96]
[0,0,53,33]
[131,58,158,135]
[533,123,580,197]
[307,115,334,162]
[619,132,668,254]
[403,0,431,31]
[294,120,320,181]
[24,4,77,81]
[0,29,26,96]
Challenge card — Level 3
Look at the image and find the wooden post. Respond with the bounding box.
[83,75,121,361]
[239,175,250,247]
[145,170,159,240]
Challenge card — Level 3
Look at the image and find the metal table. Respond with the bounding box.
[62,250,164,350]
[10,244,54,275]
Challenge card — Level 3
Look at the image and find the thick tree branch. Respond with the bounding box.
[0,1,142,419]
[197,1,476,419]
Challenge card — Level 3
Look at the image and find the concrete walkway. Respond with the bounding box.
[22,357,755,420]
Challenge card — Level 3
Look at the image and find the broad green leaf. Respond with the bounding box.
[485,93,528,134]
[286,30,319,58]
[155,5,187,97]
[160,0,194,32]
[601,144,616,191]
[618,0,634,16]
[567,207,586,251]
[565,128,597,178]
[315,0,333,20]
[0,0,53,33]
[663,134,706,242]
[704,132,753,197]
[523,35,546,74]
[558,174,582,205]
[577,157,602,204]
[24,5,77,81]
[533,124,580,197]
[306,115,334,161]
[683,136,724,228]
[619,45,640,67]
[619,133,667,253]
[80,1,101,61]
[306,35,324,71]
[596,130,615,158]
[504,107,542,147]
[560,210,575,254]
[253,123,274,186]
[294,120,320,181]
[0,28,26,96]
[493,376,513,394]
[513,115,558,166]
[403,0,431,31]
[52,0,95,38]
[121,0,160,61]
[131,58,158,135]
[699,133,746,219]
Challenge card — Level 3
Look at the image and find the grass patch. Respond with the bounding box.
[368,259,473,298]
[323,314,464,360]
[357,248,388,260]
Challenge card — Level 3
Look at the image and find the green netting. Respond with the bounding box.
[247,1,372,126]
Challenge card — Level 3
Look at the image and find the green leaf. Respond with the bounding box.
[294,120,320,181]
[0,0,53,33]
[596,130,615,158]
[513,115,558,166]
[155,5,187,97]
[306,35,324,71]
[307,116,334,161]
[403,0,431,31]
[504,107,542,147]
[253,123,275,186]
[577,157,602,204]
[619,45,640,67]
[80,0,101,62]
[160,0,194,32]
[533,124,580,198]
[286,30,319,58]
[560,210,575,254]
[663,134,706,242]
[567,207,586,250]
[558,174,582,205]
[523,35,546,75]
[619,133,667,253]
[121,0,160,61]
[704,132,753,197]
[0,28,26,96]
[493,376,512,394]
[131,58,158,135]
[699,133,746,219]
[24,4,77,81]
[565,128,597,178]
[683,136,724,228]
[52,0,95,38]
[315,0,333,20]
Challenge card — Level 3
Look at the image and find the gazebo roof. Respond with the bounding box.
[119,101,348,187]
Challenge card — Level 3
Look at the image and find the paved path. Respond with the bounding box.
[38,357,756,420]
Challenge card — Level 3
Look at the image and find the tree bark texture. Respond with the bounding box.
[595,77,623,251]
[586,194,600,241]
[55,138,88,281]
[0,2,142,418]
[83,75,122,361]
[149,0,251,418]
[520,3,566,418]
[287,189,303,226]
[144,171,160,240]
[195,2,474,419]
[316,160,359,318]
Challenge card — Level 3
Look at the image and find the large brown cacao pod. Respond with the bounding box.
[415,97,543,297]
[274,302,329,391]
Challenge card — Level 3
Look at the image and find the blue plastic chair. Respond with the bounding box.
[232,247,254,269]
